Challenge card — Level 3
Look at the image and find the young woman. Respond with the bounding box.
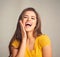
[9,7,52,57]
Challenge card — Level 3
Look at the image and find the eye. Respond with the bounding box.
[23,16,27,18]
[31,17,35,20]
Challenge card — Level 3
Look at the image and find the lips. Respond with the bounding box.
[25,23,32,27]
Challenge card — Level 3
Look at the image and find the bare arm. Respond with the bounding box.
[42,44,52,57]
[11,38,26,57]
[11,47,18,57]
[11,20,27,57]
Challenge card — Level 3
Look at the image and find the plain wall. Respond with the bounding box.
[0,0,60,57]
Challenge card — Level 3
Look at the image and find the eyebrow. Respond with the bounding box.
[24,15,28,17]
[31,16,35,18]
[24,15,36,18]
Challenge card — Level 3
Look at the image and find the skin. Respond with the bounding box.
[11,11,52,57]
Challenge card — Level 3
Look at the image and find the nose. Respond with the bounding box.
[27,17,31,21]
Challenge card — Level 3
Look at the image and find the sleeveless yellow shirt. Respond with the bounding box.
[11,34,51,57]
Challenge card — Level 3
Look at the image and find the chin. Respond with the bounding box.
[25,29,32,32]
[25,28,33,32]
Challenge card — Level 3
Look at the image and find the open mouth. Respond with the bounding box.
[25,23,32,27]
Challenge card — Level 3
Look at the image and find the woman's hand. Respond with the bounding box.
[11,20,27,57]
[20,20,27,41]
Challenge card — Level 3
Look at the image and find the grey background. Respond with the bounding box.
[0,0,60,57]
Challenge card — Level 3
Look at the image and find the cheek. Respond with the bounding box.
[33,20,37,27]
[22,19,26,25]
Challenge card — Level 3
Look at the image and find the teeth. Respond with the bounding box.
[25,24,31,26]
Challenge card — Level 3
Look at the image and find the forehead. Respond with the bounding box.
[23,11,36,17]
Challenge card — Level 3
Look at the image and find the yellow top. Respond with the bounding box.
[11,34,51,57]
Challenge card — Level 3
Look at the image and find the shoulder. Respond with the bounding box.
[36,34,51,48]
[11,39,20,49]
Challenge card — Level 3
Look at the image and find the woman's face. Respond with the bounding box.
[22,11,37,32]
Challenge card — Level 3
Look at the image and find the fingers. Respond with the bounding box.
[20,20,23,27]
[19,20,27,39]
[19,20,26,35]
[20,20,24,30]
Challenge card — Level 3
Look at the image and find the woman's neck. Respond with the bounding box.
[27,31,34,39]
